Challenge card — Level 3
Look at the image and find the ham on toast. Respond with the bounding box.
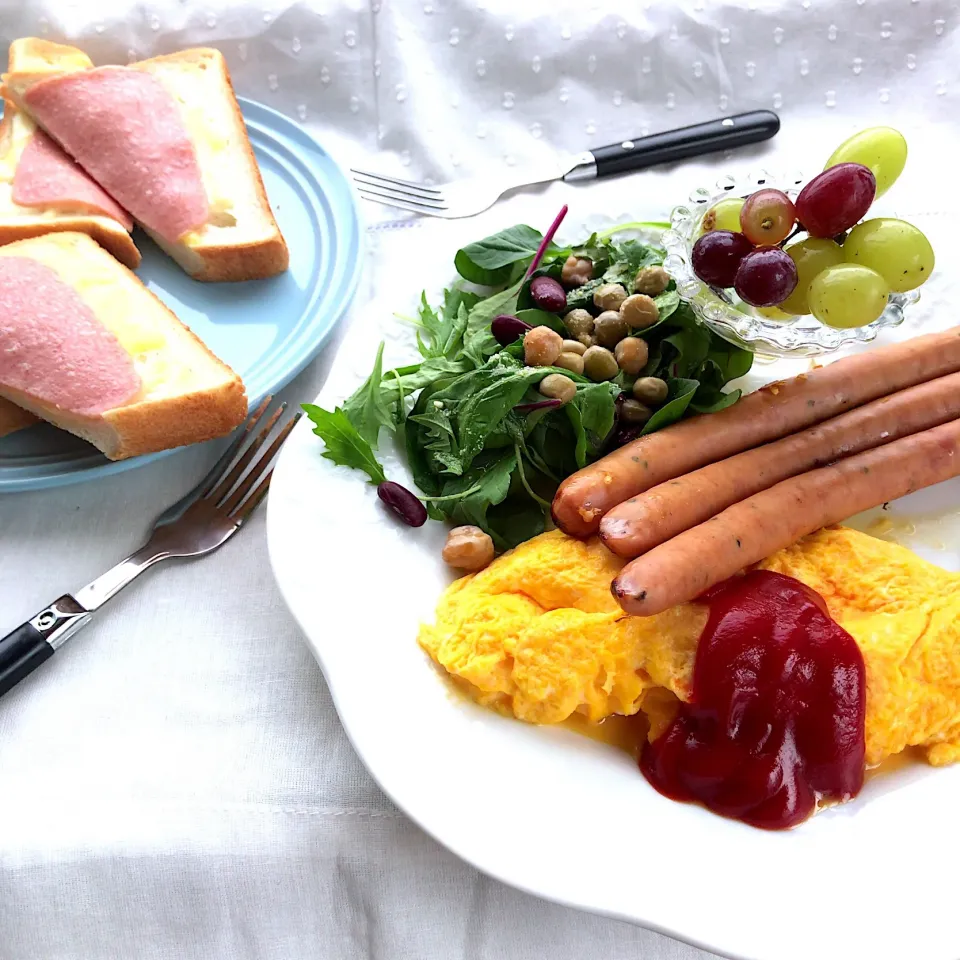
[0,40,139,270]
[3,39,288,282]
[0,232,247,459]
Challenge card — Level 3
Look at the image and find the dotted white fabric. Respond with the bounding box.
[0,2,956,959]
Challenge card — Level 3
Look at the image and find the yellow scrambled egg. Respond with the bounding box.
[418,527,960,768]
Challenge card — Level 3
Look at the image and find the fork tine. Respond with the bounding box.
[356,183,448,210]
[232,468,274,526]
[351,172,443,202]
[349,167,443,195]
[196,395,273,500]
[206,402,286,506]
[153,395,273,526]
[220,412,301,516]
[357,189,448,216]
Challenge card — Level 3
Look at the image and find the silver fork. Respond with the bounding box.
[351,162,578,219]
[352,111,781,218]
[0,396,300,700]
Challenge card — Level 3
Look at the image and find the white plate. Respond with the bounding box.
[267,219,960,960]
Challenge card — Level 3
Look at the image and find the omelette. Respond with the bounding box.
[418,527,960,769]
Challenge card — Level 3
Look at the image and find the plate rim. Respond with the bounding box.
[0,96,363,494]
[266,454,737,958]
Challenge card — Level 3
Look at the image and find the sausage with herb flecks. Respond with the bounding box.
[600,370,960,558]
[551,327,960,538]
[612,418,960,616]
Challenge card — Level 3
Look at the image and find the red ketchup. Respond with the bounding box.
[640,570,866,829]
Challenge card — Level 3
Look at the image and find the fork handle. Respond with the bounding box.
[0,548,168,700]
[0,595,91,698]
[587,110,780,178]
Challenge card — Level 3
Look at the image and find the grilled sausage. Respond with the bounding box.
[600,371,960,558]
[551,327,960,538]
[612,418,960,616]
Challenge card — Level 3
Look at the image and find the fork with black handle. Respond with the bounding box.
[0,396,300,699]
[352,111,781,218]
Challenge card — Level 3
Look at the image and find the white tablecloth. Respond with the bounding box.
[1,2,956,958]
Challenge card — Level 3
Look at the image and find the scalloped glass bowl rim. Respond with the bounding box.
[661,170,920,358]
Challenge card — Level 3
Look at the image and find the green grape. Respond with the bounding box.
[826,127,907,198]
[700,197,745,233]
[809,264,890,329]
[755,305,793,322]
[843,218,935,292]
[779,237,845,315]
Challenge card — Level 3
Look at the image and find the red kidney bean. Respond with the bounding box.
[529,276,567,313]
[491,313,533,346]
[377,481,428,527]
[609,423,645,450]
[614,391,629,419]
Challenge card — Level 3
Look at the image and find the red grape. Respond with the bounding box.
[795,163,876,238]
[691,230,754,288]
[734,246,798,306]
[739,188,796,245]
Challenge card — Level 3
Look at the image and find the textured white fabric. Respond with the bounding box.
[0,2,957,958]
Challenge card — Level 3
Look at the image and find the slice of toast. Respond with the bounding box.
[0,41,139,269]
[0,231,247,459]
[3,39,288,282]
[0,397,37,438]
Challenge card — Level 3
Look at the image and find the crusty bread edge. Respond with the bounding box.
[102,377,248,459]
[0,214,141,269]
[1,378,248,459]
[7,38,92,73]
[0,397,38,437]
[0,232,249,459]
[146,225,288,283]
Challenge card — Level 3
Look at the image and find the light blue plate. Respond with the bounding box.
[0,98,362,493]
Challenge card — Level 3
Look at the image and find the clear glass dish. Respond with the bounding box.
[661,171,921,358]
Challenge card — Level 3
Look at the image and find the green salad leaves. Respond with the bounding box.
[305,221,752,549]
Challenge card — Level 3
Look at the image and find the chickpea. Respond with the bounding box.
[594,310,630,348]
[524,325,563,367]
[563,308,594,341]
[620,293,660,330]
[539,373,578,404]
[442,525,495,571]
[561,338,587,356]
[576,333,596,349]
[620,398,652,425]
[633,376,669,406]
[614,336,649,375]
[561,255,594,288]
[593,282,628,312]
[554,351,586,376]
[634,265,671,295]
[582,345,619,382]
